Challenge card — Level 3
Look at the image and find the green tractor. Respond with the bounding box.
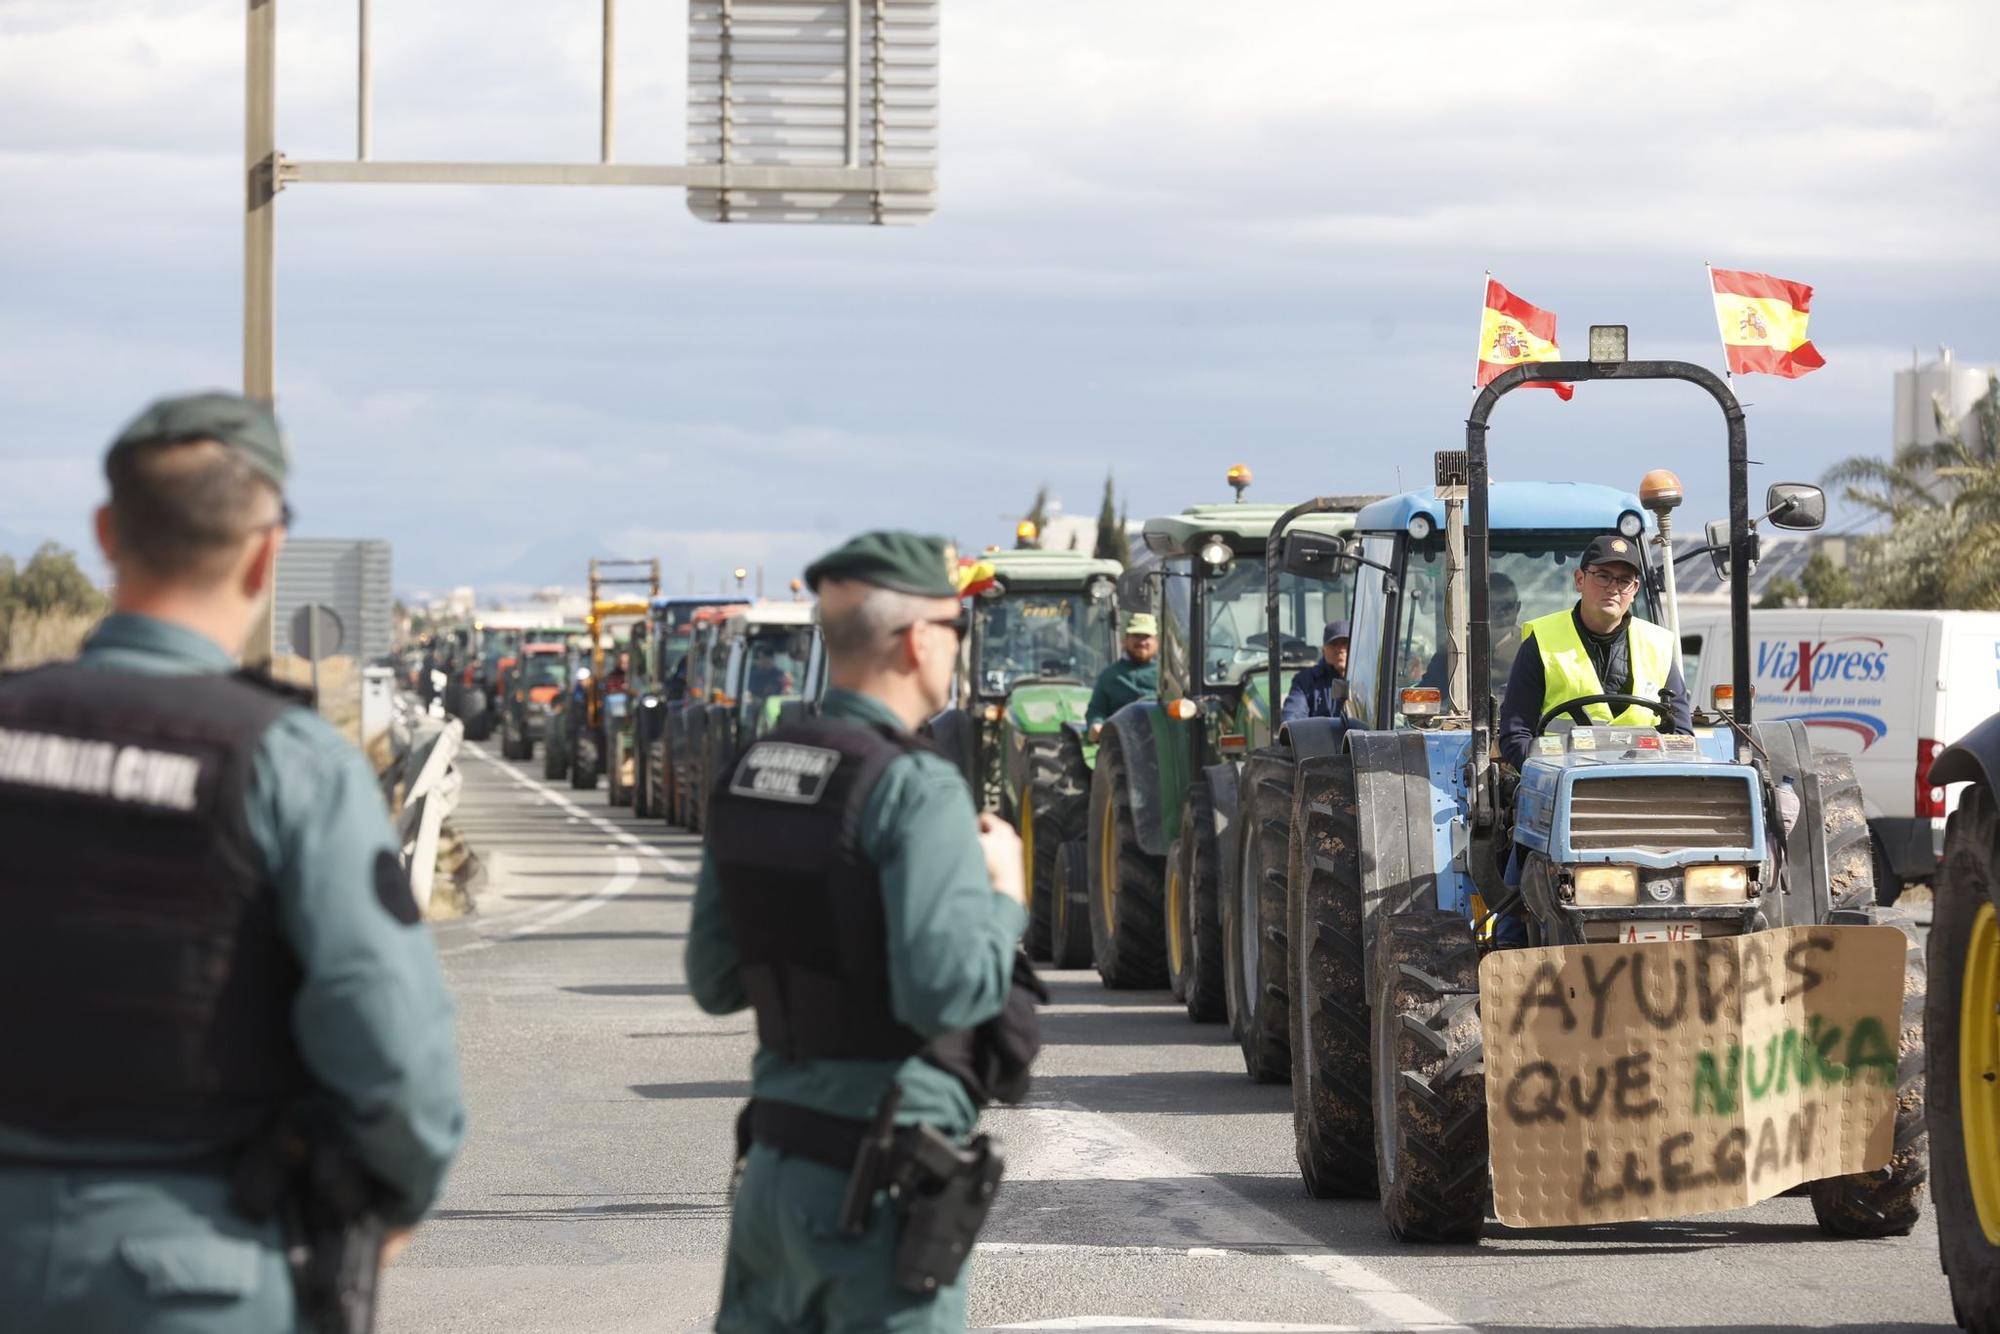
[928,550,1124,967]
[1086,472,1365,1085]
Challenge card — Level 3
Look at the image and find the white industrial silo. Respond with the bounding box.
[1894,346,1997,449]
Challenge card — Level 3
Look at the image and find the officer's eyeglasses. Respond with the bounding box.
[1584,569,1641,593]
[893,611,969,642]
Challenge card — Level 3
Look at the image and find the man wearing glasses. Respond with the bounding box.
[689,530,1029,1332]
[1496,534,1692,769]
[0,393,464,1332]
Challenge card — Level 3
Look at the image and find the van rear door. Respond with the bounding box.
[1748,611,1924,826]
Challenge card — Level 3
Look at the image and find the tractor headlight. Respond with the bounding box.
[1199,538,1233,567]
[1617,510,1645,538]
[1407,513,1434,541]
[1572,865,1639,906]
[1685,864,1751,905]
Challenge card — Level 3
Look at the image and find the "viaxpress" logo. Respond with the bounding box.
[1754,636,1890,692]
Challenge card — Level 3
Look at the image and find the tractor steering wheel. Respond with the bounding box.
[1536,693,1671,733]
[1247,632,1312,654]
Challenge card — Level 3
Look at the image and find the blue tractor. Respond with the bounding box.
[1278,353,1926,1241]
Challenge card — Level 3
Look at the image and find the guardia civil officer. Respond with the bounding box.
[1084,611,1159,739]
[1495,533,1693,766]
[687,531,1030,1333]
[0,393,465,1332]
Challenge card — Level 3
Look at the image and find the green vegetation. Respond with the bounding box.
[0,542,108,668]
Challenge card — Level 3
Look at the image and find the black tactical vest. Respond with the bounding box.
[0,661,307,1143]
[708,718,940,1059]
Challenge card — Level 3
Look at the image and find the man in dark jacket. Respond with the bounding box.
[1281,620,1349,723]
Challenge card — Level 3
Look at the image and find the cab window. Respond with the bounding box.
[972,593,1115,697]
[1345,534,1395,729]
[1387,530,1661,726]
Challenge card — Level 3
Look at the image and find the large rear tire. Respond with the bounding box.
[1373,912,1487,1244]
[1289,753,1377,1198]
[1086,733,1167,989]
[542,722,565,781]
[1930,785,2000,1332]
[1169,780,1227,1023]
[1225,748,1294,1082]
[1051,841,1093,969]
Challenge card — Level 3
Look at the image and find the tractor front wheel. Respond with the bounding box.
[1087,734,1167,989]
[570,734,599,791]
[1023,739,1089,963]
[1289,753,1377,1198]
[1807,751,1927,1238]
[1374,911,1487,1244]
[1224,748,1294,1082]
[1808,902,1927,1237]
[1169,779,1226,1023]
[1930,785,2000,1330]
[1051,840,1093,970]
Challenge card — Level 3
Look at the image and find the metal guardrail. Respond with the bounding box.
[386,694,464,912]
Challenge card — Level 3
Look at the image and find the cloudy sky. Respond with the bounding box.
[2,1,1995,598]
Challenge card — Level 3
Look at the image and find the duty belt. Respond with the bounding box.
[738,1098,919,1173]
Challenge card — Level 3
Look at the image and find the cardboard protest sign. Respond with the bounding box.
[1480,925,1906,1228]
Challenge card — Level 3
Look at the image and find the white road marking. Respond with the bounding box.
[986,1103,1470,1333]
[983,1321,1377,1332]
[438,746,699,956]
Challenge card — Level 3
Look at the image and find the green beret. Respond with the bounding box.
[107,391,289,490]
[805,530,959,597]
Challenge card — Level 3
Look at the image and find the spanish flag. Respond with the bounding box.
[1709,266,1825,379]
[1476,277,1573,401]
[956,558,998,599]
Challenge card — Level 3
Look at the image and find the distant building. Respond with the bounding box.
[1895,346,1997,451]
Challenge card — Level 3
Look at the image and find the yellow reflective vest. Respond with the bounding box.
[1522,608,1676,726]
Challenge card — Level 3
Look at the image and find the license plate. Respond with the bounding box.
[1621,922,1697,943]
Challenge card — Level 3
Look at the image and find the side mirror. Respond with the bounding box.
[1702,518,1762,581]
[1703,519,1731,581]
[1324,678,1350,706]
[1279,530,1349,579]
[1765,482,1826,531]
[1116,567,1151,610]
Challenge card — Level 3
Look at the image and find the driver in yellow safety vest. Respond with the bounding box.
[1495,533,1693,769]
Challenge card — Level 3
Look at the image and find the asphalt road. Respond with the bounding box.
[379,743,1961,1334]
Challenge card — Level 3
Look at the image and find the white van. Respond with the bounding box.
[1677,607,2000,898]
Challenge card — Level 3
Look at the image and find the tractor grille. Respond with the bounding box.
[1566,775,1756,854]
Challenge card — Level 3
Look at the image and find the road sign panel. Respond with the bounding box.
[688,0,939,225]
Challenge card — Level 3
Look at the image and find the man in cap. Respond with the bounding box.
[688,530,1029,1332]
[0,392,465,1332]
[1281,619,1350,723]
[1496,533,1692,768]
[1085,611,1159,739]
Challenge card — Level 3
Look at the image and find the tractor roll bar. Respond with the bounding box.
[1465,361,1750,792]
[1265,497,1347,731]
